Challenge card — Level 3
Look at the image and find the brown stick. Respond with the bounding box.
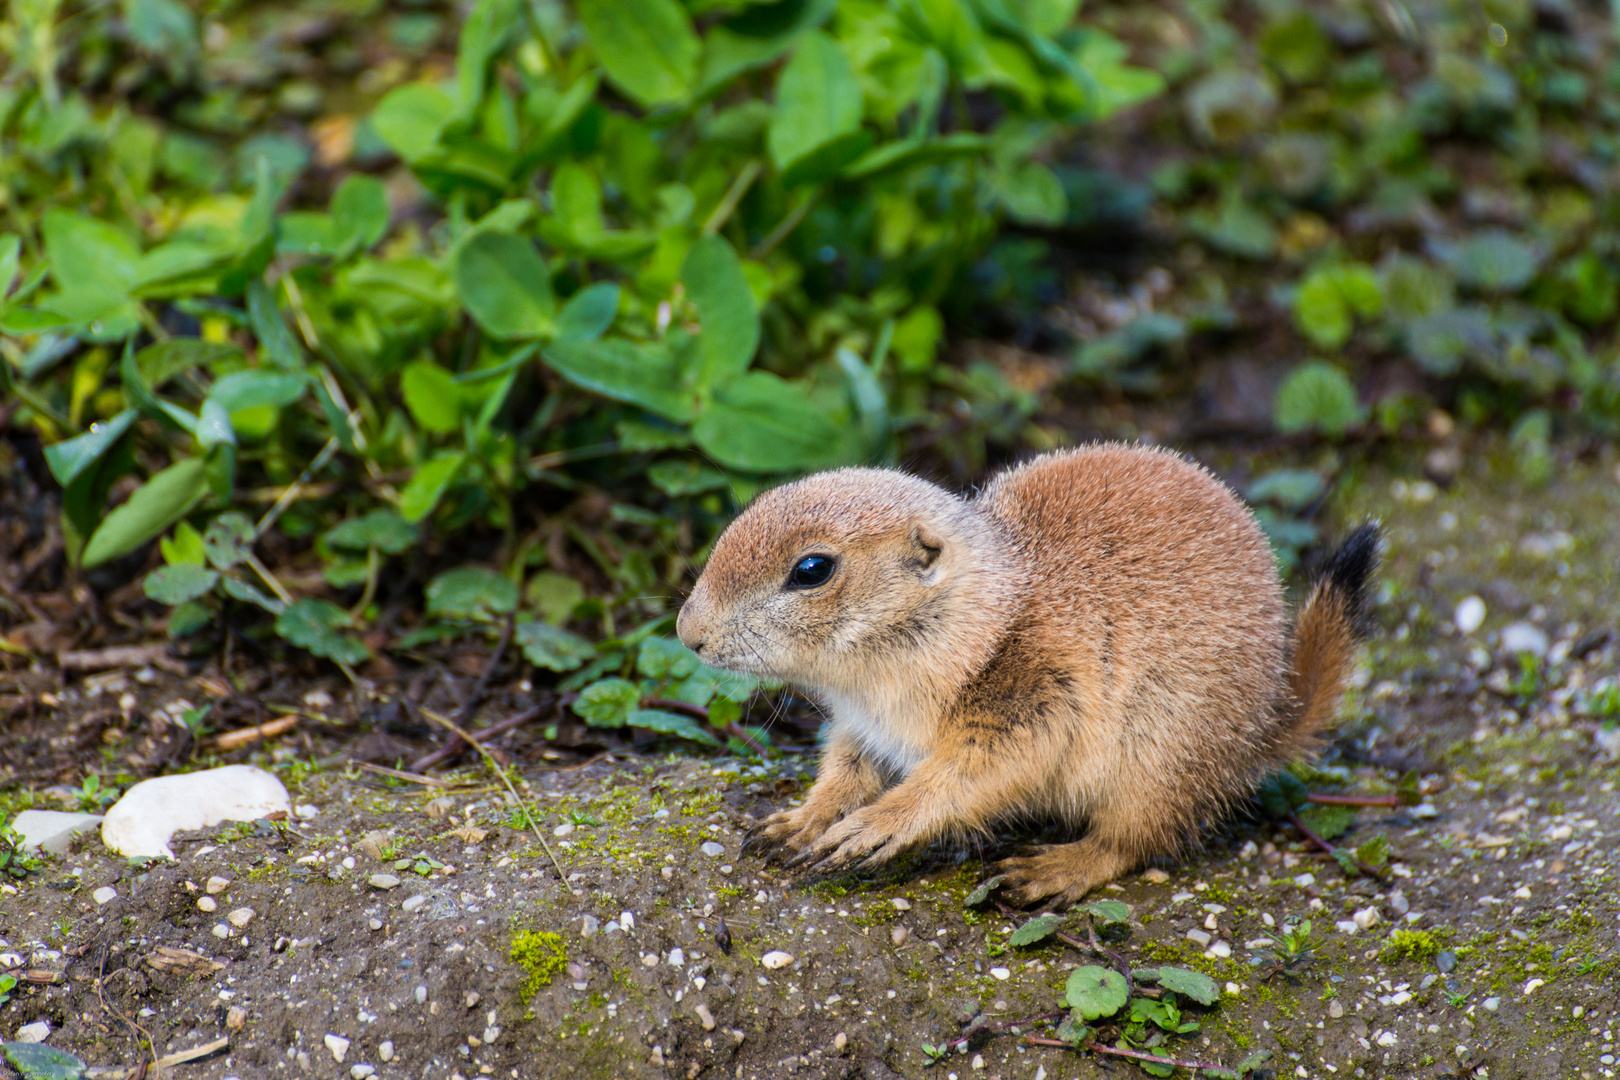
[941,1009,1066,1052]
[409,704,545,772]
[352,761,456,787]
[210,715,300,751]
[1305,793,1400,807]
[1024,1036,1229,1073]
[58,644,186,675]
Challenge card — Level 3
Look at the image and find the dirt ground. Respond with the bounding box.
[4,448,1620,1080]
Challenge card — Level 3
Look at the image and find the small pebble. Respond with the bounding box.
[212,924,230,939]
[324,1034,350,1063]
[1454,596,1486,635]
[834,1031,847,1052]
[350,1067,375,1080]
[1436,950,1457,973]
[402,895,428,913]
[1482,997,1501,1012]
[1352,907,1380,931]
[972,1053,985,1070]
[761,950,794,969]
[15,1021,50,1043]
[92,886,117,905]
[1500,621,1548,658]
[205,876,231,895]
[228,907,256,928]
[226,1006,247,1030]
[368,918,382,931]
[668,948,685,967]
[1206,941,1231,958]
[553,823,574,837]
[890,926,909,947]
[1186,929,1211,947]
[1142,869,1169,884]
[620,911,635,930]
[379,1041,394,1063]
[197,896,217,913]
[694,1004,716,1031]
[368,874,401,890]
[989,967,1010,981]
[891,898,911,911]
[414,986,428,1004]
[581,915,599,937]
[700,841,724,857]
[1329,1001,1344,1018]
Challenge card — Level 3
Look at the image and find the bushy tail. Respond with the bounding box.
[1275,523,1381,762]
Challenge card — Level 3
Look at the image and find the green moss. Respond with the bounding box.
[510,929,568,999]
[1381,929,1440,962]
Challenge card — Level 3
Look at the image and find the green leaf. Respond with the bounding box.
[842,133,992,181]
[207,371,306,413]
[992,161,1067,225]
[43,409,137,487]
[1256,770,1309,817]
[1274,361,1365,437]
[542,339,695,423]
[331,174,390,259]
[166,599,214,638]
[143,564,220,605]
[1294,263,1383,350]
[627,708,722,746]
[81,457,209,568]
[1354,834,1390,869]
[1063,965,1129,1020]
[682,235,759,388]
[161,520,206,565]
[401,360,463,434]
[220,575,284,614]
[202,512,255,569]
[42,209,140,297]
[1,1041,88,1080]
[576,0,700,108]
[0,233,19,300]
[525,571,585,625]
[516,621,596,671]
[1430,230,1542,293]
[246,280,305,372]
[275,599,369,665]
[372,83,457,161]
[1008,913,1065,946]
[647,459,728,496]
[636,636,700,680]
[1150,965,1221,1006]
[1296,801,1356,842]
[963,875,1006,907]
[693,371,850,471]
[553,282,620,344]
[1246,469,1325,510]
[700,0,839,89]
[399,452,466,523]
[768,32,863,177]
[453,231,555,340]
[1075,899,1131,924]
[425,566,518,619]
[324,510,417,554]
[572,678,642,728]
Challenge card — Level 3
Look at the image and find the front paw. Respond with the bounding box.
[793,808,911,874]
[741,807,833,860]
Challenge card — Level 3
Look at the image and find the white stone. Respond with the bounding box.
[324,1034,350,1062]
[1389,890,1409,916]
[694,1004,716,1031]
[369,874,401,890]
[379,1041,394,1063]
[15,1020,51,1043]
[700,841,724,857]
[1142,868,1169,884]
[1292,873,1315,888]
[1376,1031,1397,1047]
[619,911,635,930]
[351,1067,375,1079]
[228,907,256,928]
[761,950,794,969]
[1499,622,1549,658]
[989,967,1010,981]
[101,765,291,859]
[1523,978,1544,995]
[891,898,911,911]
[1186,929,1211,947]
[1206,941,1231,958]
[553,823,574,837]
[890,925,908,947]
[580,915,599,937]
[1454,596,1486,635]
[402,895,427,913]
[197,897,218,913]
[668,948,685,967]
[1482,997,1501,1012]
[1335,920,1359,935]
[1352,907,1380,931]
[205,875,231,894]
[92,886,118,905]
[296,804,319,819]
[972,1054,985,1070]
[9,810,104,856]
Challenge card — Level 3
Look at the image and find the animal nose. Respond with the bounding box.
[676,605,707,655]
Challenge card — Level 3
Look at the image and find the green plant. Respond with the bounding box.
[0,828,44,879]
[0,974,16,1007]
[1381,929,1440,963]
[68,774,116,812]
[1250,918,1316,980]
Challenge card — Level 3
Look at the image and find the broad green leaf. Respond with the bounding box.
[81,457,209,568]
[647,459,728,496]
[1075,898,1131,924]
[778,129,876,188]
[516,620,596,671]
[963,875,1006,907]
[1404,308,1492,377]
[43,210,140,295]
[195,399,236,449]
[137,339,239,390]
[700,0,839,89]
[324,510,417,554]
[577,0,700,108]
[203,512,254,569]
[1008,913,1065,946]
[542,339,695,422]
[208,370,306,413]
[768,32,863,176]
[1294,263,1383,350]
[1274,360,1365,436]
[43,409,137,487]
[1063,965,1129,1020]
[1246,469,1325,510]
[525,571,585,625]
[0,307,72,334]
[1355,834,1390,868]
[425,566,518,619]
[571,677,642,728]
[628,708,722,746]
[992,161,1067,225]
[1430,230,1542,293]
[454,231,555,339]
[455,0,519,120]
[401,360,463,434]
[372,83,457,161]
[246,280,305,371]
[1296,801,1356,841]
[1255,770,1309,816]
[399,452,466,522]
[550,163,605,241]
[843,133,992,180]
[1,1040,88,1080]
[692,371,849,471]
[331,174,390,258]
[144,564,220,605]
[1004,0,1078,36]
[636,635,700,680]
[167,600,214,638]
[681,235,759,388]
[220,575,284,613]
[161,520,206,565]
[275,599,369,665]
[1150,965,1221,1005]
[0,233,19,299]
[554,282,620,343]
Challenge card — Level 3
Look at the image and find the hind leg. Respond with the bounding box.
[995,802,1177,908]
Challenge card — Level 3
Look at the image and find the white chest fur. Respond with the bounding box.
[824,690,934,777]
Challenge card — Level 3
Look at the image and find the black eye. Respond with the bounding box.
[786,554,836,590]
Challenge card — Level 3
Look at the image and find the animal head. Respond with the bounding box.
[676,468,1008,693]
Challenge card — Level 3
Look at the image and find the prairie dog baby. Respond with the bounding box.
[677,444,1377,905]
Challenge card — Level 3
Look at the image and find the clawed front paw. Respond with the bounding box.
[740,808,832,861]
[789,809,910,875]
[991,853,1095,910]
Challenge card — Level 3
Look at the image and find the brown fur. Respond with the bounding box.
[677,444,1377,905]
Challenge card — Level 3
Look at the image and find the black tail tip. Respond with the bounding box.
[1323,522,1381,632]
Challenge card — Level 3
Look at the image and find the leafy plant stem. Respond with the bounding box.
[702,160,763,236]
[349,545,381,620]
[641,696,768,756]
[1285,810,1387,879]
[940,1009,1066,1053]
[1024,1036,1227,1073]
[1305,793,1399,807]
[415,703,572,891]
[279,272,322,349]
[254,434,343,537]
[243,550,294,606]
[750,191,818,260]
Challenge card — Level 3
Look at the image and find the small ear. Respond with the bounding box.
[907,522,944,574]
